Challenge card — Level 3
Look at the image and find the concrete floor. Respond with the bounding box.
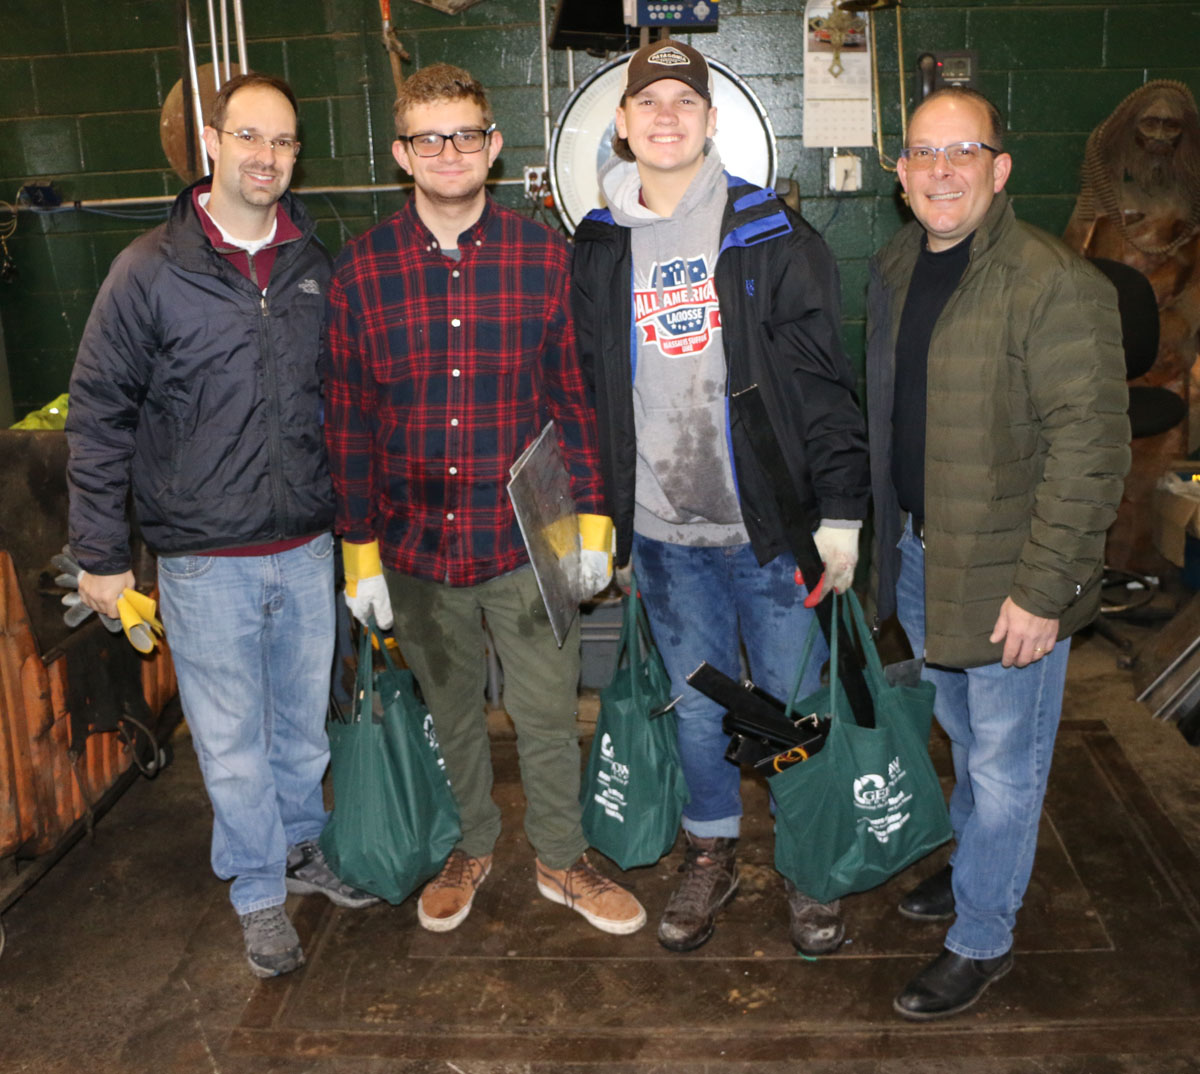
[2,623,1200,1074]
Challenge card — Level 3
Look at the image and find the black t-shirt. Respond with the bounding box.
[891,233,973,524]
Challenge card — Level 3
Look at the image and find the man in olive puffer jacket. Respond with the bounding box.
[867,88,1130,1021]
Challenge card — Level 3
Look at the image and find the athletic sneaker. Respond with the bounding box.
[285,841,380,909]
[239,905,304,978]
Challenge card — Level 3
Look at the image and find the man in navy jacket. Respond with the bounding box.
[67,73,375,980]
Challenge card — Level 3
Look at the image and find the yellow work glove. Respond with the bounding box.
[343,539,394,629]
[121,588,164,636]
[542,513,579,559]
[117,593,158,653]
[578,514,614,597]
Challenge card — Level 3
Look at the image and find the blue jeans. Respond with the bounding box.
[894,520,1069,960]
[632,535,826,839]
[158,534,336,915]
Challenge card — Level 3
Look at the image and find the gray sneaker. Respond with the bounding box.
[286,841,381,909]
[239,905,304,978]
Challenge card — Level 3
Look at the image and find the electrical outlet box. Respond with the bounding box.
[627,0,719,28]
[916,50,979,98]
[828,153,862,193]
[523,166,549,201]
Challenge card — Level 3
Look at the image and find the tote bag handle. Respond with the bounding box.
[344,617,380,724]
[783,612,824,720]
[611,573,656,714]
[783,592,865,726]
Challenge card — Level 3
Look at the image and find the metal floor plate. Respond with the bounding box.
[230,718,1200,1064]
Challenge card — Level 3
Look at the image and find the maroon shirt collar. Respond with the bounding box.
[191,182,302,287]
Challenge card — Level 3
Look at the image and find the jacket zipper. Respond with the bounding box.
[258,288,290,536]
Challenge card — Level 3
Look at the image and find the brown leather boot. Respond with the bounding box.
[657,833,739,952]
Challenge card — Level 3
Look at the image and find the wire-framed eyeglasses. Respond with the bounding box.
[899,141,999,170]
[398,125,496,157]
[218,129,301,156]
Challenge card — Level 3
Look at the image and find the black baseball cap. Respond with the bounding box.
[621,40,712,102]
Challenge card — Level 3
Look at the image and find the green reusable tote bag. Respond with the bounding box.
[319,621,461,904]
[580,580,689,869]
[772,591,952,903]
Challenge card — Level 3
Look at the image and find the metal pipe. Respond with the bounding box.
[538,0,551,155]
[220,0,231,83]
[12,178,530,213]
[362,77,378,187]
[299,180,525,193]
[184,3,208,170]
[233,0,248,73]
[361,66,379,224]
[205,0,221,90]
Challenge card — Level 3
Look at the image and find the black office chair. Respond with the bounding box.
[1090,257,1185,436]
[1088,258,1183,657]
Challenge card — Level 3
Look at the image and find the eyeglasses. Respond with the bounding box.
[397,125,496,157]
[899,141,999,170]
[218,129,302,156]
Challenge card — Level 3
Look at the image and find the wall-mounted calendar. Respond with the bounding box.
[802,0,874,148]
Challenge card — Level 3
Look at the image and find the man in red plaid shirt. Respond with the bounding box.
[324,64,645,937]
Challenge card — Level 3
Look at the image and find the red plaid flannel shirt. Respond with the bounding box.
[324,196,604,585]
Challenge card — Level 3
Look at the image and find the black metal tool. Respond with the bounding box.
[731,384,875,728]
[687,661,829,775]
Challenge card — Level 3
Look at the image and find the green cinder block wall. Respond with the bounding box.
[0,0,1197,418]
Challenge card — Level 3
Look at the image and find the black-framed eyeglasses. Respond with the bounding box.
[218,129,302,157]
[397,125,496,157]
[899,141,999,170]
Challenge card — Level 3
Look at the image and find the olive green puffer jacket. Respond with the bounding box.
[867,192,1131,668]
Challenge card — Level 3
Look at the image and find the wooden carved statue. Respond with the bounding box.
[1064,80,1200,571]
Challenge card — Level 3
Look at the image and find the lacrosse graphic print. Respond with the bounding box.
[635,256,722,357]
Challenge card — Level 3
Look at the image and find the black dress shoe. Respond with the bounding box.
[898,863,954,921]
[893,947,1014,1021]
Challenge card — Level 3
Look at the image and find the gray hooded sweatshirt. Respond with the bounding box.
[599,148,748,548]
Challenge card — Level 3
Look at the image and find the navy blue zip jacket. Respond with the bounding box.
[66,178,334,573]
[571,174,869,568]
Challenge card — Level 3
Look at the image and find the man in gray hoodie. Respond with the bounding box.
[571,41,870,955]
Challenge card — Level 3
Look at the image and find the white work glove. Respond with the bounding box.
[806,522,860,605]
[614,561,633,595]
[577,514,615,597]
[342,540,394,630]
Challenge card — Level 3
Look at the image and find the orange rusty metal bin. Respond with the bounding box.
[0,430,180,936]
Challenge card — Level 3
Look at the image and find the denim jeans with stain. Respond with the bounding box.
[632,534,825,840]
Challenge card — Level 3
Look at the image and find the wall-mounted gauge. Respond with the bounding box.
[548,53,777,233]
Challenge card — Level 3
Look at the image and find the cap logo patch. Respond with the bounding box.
[647,46,691,67]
